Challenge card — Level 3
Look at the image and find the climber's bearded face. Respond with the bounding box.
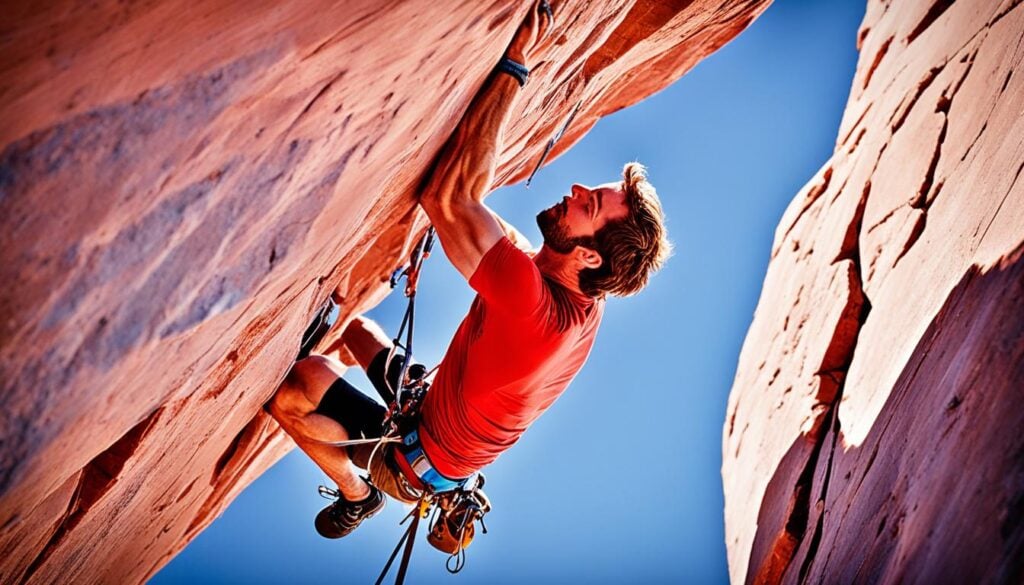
[536,182,630,254]
[536,203,586,254]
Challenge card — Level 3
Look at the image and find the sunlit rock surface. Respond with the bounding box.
[0,1,771,582]
[722,0,1024,583]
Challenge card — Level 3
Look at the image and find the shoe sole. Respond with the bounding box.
[314,497,385,539]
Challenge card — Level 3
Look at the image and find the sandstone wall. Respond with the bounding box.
[722,0,1024,583]
[0,1,770,582]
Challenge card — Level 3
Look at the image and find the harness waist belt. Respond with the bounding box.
[393,428,467,494]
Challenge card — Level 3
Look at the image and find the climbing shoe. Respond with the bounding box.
[315,483,385,539]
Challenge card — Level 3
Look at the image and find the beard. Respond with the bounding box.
[536,201,596,254]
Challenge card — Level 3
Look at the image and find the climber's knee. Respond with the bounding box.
[289,355,348,406]
[340,316,391,371]
[268,372,311,422]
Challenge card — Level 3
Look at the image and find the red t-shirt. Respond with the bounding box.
[418,237,604,478]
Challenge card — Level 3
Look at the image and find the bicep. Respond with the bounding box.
[421,198,505,281]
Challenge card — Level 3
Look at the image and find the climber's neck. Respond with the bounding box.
[534,246,586,296]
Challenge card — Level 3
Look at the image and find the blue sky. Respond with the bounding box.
[155,1,864,583]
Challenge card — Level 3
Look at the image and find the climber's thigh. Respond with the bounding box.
[314,377,386,439]
[270,355,348,420]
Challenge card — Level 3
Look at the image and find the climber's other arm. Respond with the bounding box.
[419,0,551,280]
[487,205,533,252]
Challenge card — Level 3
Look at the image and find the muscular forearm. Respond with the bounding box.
[411,4,548,279]
[421,70,521,216]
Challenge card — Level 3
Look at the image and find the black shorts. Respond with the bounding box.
[313,348,426,503]
[313,348,421,458]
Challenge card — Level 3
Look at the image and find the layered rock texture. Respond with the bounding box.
[723,0,1024,583]
[0,1,770,582]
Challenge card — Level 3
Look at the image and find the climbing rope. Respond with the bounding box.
[310,226,436,452]
[385,226,436,409]
[375,498,432,585]
[314,226,436,492]
[313,225,491,585]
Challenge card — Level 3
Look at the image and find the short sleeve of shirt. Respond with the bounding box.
[469,237,545,317]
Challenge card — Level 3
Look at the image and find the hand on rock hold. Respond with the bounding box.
[506,0,556,67]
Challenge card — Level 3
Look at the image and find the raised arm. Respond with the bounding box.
[419,1,552,280]
[487,204,533,252]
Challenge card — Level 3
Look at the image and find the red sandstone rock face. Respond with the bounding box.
[722,0,1024,583]
[0,1,769,582]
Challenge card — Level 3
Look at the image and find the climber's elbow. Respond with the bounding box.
[421,170,489,223]
[419,190,448,226]
[419,179,452,224]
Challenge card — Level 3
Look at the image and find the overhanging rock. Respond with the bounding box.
[0,1,770,582]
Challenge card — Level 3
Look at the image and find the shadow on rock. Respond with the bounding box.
[746,246,1024,584]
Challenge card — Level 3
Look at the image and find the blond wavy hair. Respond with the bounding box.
[579,162,672,298]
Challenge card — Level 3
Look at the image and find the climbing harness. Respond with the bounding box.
[525,99,583,188]
[375,476,491,584]
[374,226,492,584]
[315,226,492,584]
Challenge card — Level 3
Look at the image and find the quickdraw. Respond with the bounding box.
[525,99,583,188]
[385,226,436,410]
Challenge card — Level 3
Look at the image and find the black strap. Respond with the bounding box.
[373,229,437,584]
[375,507,423,585]
[395,511,420,584]
[496,57,529,87]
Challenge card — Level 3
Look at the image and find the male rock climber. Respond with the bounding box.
[267,0,671,538]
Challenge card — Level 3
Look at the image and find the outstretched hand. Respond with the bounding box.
[506,0,556,66]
